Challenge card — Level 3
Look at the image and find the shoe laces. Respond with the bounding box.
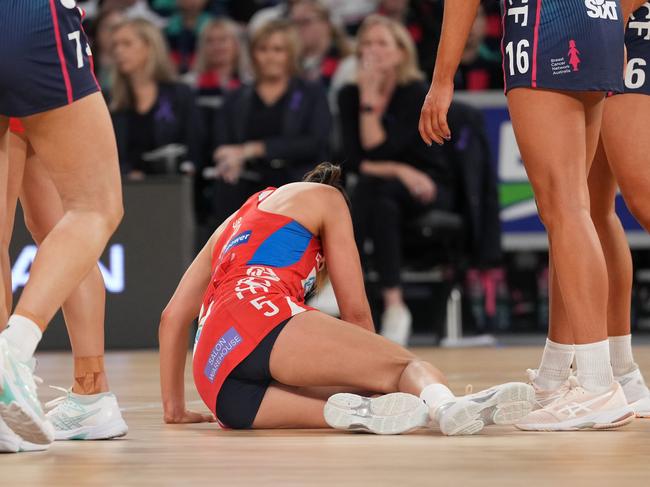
[554,376,586,404]
[526,368,538,384]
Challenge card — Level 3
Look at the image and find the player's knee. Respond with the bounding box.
[23,214,52,245]
[536,193,589,232]
[378,354,420,392]
[590,203,617,233]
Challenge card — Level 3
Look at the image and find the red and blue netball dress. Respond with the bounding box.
[193,188,323,424]
[624,3,650,94]
[0,1,99,117]
[501,0,625,93]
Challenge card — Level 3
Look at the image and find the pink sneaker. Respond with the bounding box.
[516,376,635,431]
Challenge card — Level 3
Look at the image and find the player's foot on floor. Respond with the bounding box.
[526,369,572,410]
[0,415,49,453]
[46,388,128,440]
[324,392,429,435]
[515,376,635,431]
[615,367,650,418]
[0,336,54,445]
[435,382,535,436]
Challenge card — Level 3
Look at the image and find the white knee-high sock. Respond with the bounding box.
[609,335,637,376]
[575,339,614,393]
[535,339,574,390]
[1,314,42,362]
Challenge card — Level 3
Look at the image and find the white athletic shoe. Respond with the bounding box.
[324,392,429,435]
[0,336,54,445]
[526,369,572,410]
[516,376,635,431]
[46,388,128,440]
[435,382,535,436]
[381,305,412,347]
[615,368,650,418]
[0,415,49,453]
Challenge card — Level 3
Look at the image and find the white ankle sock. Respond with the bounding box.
[575,339,614,393]
[1,315,42,362]
[535,339,574,390]
[419,383,455,418]
[609,334,637,377]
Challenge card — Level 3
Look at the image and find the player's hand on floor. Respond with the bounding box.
[164,409,217,424]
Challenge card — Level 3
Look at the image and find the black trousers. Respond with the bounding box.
[351,175,451,289]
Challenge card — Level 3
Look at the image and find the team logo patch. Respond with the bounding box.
[223,230,252,256]
[568,40,581,72]
[203,327,243,383]
[585,0,618,20]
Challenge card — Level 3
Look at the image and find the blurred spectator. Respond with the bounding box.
[249,0,377,36]
[289,0,351,89]
[165,0,213,73]
[376,0,442,77]
[338,14,450,345]
[149,0,178,18]
[223,0,282,23]
[102,0,167,27]
[185,18,245,97]
[87,8,127,92]
[248,0,298,34]
[185,18,246,226]
[209,20,332,227]
[110,19,202,179]
[320,0,378,35]
[454,5,502,91]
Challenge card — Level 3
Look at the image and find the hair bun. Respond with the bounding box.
[302,162,342,186]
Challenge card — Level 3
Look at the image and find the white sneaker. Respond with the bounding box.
[381,305,412,346]
[0,336,54,445]
[615,367,650,418]
[526,369,572,410]
[435,382,535,436]
[0,415,49,453]
[46,388,128,440]
[324,392,429,435]
[516,376,635,431]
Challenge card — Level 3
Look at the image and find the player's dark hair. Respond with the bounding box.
[302,162,351,209]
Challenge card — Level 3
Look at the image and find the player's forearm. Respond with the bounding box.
[432,0,481,84]
[159,318,191,419]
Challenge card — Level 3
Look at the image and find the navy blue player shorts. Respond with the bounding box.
[623,4,650,95]
[502,0,625,93]
[0,0,100,117]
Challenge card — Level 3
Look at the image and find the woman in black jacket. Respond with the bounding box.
[110,18,202,179]
[338,15,451,346]
[209,20,332,227]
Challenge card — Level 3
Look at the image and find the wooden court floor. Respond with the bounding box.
[2,346,649,487]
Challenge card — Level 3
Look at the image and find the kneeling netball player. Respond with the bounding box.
[159,163,534,435]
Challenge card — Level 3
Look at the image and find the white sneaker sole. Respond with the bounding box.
[515,405,635,431]
[0,416,48,453]
[54,418,129,441]
[324,393,429,435]
[441,383,535,436]
[0,351,54,445]
[629,397,650,418]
